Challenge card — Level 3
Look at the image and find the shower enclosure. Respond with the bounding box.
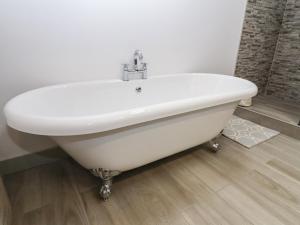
[235,0,300,136]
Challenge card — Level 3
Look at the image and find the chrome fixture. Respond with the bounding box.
[123,50,147,81]
[90,168,121,201]
[135,86,142,93]
[208,133,222,153]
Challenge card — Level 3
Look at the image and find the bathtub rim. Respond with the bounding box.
[4,73,258,136]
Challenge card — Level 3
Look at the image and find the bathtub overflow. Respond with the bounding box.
[135,87,142,93]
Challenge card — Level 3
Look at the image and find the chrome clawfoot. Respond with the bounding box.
[99,177,112,201]
[208,134,222,153]
[89,168,121,201]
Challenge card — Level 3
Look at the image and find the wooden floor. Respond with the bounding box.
[0,177,11,225]
[4,134,300,225]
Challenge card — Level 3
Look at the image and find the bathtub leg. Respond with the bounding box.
[89,168,121,201]
[99,175,112,201]
[208,133,222,153]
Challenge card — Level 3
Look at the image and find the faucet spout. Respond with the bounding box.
[133,50,144,71]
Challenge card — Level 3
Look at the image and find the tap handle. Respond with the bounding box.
[142,63,147,70]
[134,50,143,58]
[142,63,147,79]
[122,64,129,81]
[134,50,143,66]
[123,64,129,71]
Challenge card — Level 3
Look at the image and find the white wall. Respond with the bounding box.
[0,0,247,161]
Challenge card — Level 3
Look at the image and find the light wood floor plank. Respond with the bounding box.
[63,160,98,193]
[264,137,300,169]
[267,159,300,184]
[219,184,287,225]
[115,169,191,225]
[82,167,191,225]
[4,134,300,225]
[0,177,11,225]
[178,154,231,191]
[5,162,90,225]
[232,171,300,224]
[253,167,300,212]
[162,158,253,225]
[22,205,54,225]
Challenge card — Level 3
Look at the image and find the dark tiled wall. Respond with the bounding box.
[236,0,300,103]
[235,0,286,94]
[266,0,300,103]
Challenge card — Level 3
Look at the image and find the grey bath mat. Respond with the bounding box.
[222,116,280,148]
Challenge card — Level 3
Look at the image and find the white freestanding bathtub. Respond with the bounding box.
[4,73,257,199]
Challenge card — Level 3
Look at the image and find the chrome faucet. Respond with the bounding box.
[123,50,147,81]
[133,50,144,71]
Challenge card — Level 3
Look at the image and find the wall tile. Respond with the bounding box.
[266,0,300,103]
[236,0,300,104]
[235,0,286,94]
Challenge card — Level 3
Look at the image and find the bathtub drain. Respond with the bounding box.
[136,87,142,93]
